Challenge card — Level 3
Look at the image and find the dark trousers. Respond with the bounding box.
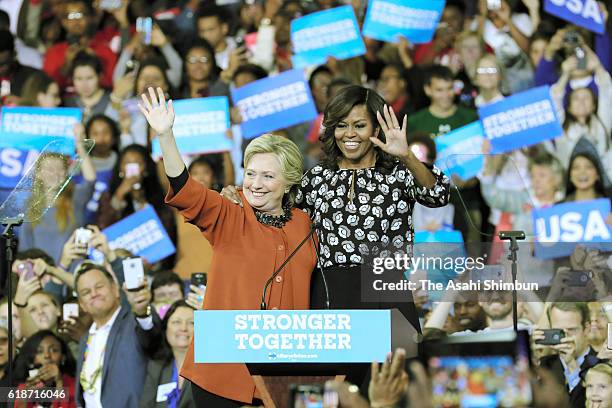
[310,265,421,331]
[310,265,421,392]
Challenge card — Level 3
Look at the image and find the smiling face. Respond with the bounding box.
[243,153,288,215]
[586,370,612,407]
[165,306,194,351]
[334,104,378,168]
[570,156,599,193]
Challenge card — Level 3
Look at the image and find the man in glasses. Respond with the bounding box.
[43,0,117,90]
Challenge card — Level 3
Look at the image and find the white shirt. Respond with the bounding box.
[0,0,22,33]
[482,14,533,64]
[215,37,236,70]
[82,307,121,408]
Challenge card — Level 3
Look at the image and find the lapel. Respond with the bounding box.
[75,334,89,406]
[100,305,128,388]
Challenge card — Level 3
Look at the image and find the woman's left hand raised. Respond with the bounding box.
[373,105,411,160]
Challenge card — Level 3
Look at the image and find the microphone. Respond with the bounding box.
[260,221,320,310]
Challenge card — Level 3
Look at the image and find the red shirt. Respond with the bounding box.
[15,374,77,408]
[43,42,117,89]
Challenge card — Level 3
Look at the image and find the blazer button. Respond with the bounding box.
[275,276,283,283]
[277,245,284,250]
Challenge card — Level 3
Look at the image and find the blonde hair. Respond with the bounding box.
[243,134,303,206]
[587,363,612,382]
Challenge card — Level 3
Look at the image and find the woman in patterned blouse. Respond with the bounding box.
[225,85,451,333]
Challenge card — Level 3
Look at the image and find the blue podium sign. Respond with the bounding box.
[194,310,391,363]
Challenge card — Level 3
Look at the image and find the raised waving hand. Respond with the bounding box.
[138,87,175,137]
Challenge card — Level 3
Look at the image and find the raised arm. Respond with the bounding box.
[138,87,185,177]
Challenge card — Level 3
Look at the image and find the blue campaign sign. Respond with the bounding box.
[533,199,612,259]
[194,310,390,363]
[151,97,232,157]
[362,0,445,44]
[434,122,485,180]
[231,69,318,140]
[479,86,562,154]
[290,5,366,68]
[102,205,175,264]
[0,107,81,154]
[0,147,39,189]
[544,0,605,35]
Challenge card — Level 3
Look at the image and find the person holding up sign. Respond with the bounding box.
[549,45,612,175]
[139,87,317,407]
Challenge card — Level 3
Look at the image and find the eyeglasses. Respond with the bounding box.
[65,12,85,20]
[476,67,498,75]
[187,56,210,65]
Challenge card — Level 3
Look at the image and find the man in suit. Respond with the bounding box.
[538,302,599,408]
[74,263,161,408]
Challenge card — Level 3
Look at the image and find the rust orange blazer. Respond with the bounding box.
[165,176,317,403]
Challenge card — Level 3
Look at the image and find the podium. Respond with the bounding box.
[194,309,418,408]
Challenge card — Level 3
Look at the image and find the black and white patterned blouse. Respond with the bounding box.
[295,163,451,267]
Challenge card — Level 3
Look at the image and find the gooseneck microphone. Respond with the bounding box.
[260,221,320,310]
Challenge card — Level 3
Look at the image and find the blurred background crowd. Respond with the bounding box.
[0,0,611,406]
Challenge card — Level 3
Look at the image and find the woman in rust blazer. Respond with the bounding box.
[139,87,317,407]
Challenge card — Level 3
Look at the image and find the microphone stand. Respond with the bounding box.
[498,230,525,332]
[310,234,329,309]
[2,216,24,387]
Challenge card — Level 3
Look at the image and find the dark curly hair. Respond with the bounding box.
[13,330,76,385]
[108,144,166,217]
[320,85,396,173]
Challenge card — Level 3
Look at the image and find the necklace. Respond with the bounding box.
[80,331,106,394]
[254,202,292,228]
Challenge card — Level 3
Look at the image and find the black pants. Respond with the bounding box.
[191,381,264,408]
[310,265,421,390]
[310,265,421,330]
